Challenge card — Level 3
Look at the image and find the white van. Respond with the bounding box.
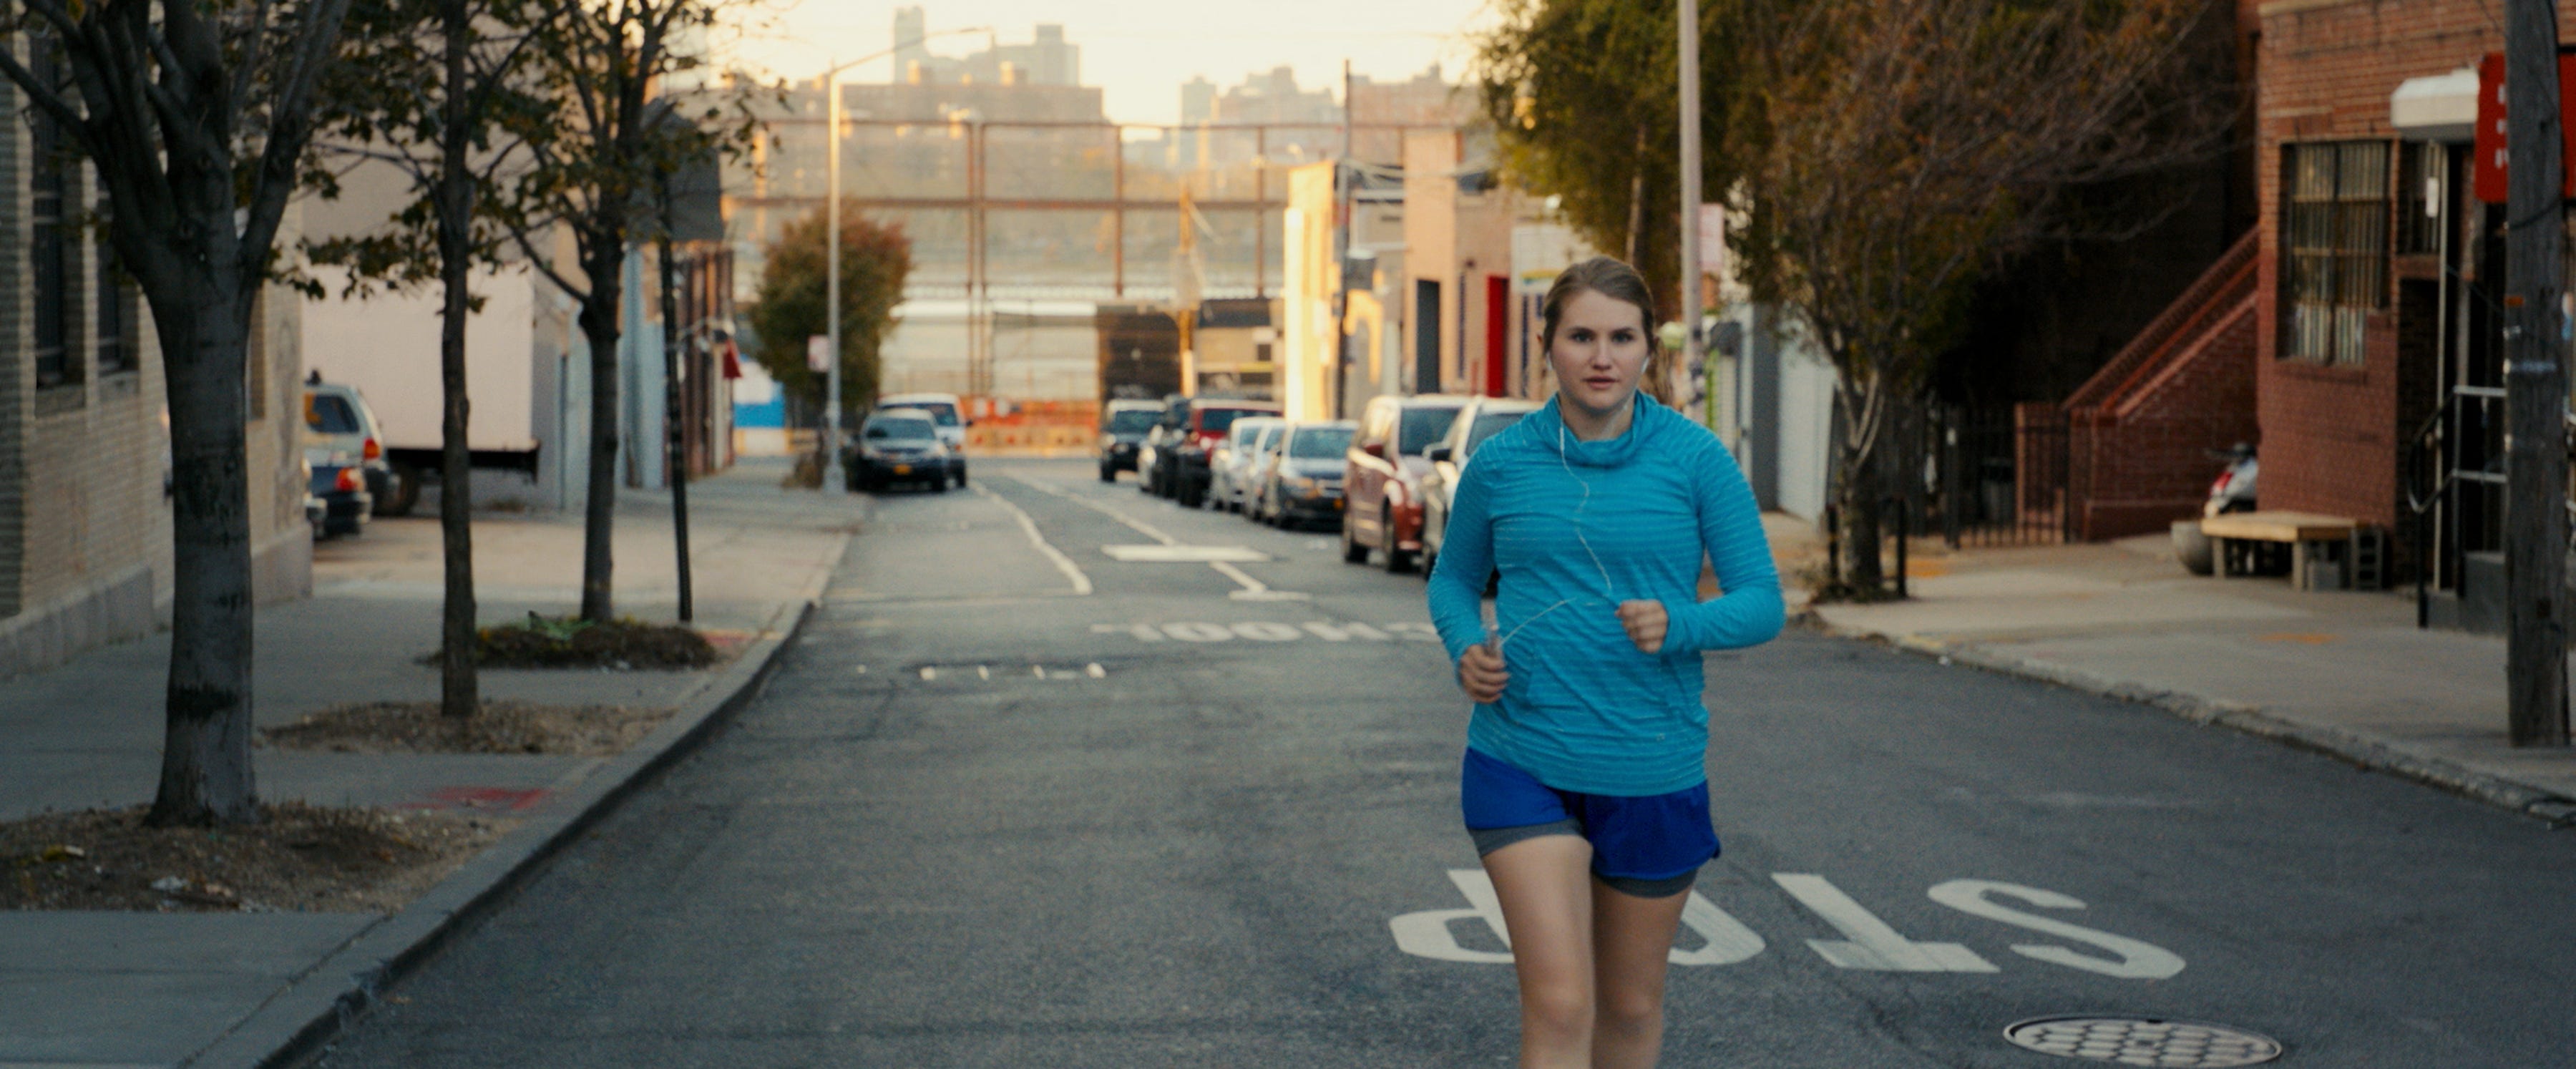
[873,392,967,484]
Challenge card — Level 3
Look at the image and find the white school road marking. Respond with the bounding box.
[1390,869,1764,966]
[971,483,1093,596]
[1772,873,1996,972]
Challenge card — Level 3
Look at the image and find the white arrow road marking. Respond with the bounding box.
[1772,874,1997,972]
[1210,560,1312,600]
[1012,474,1308,600]
[1927,880,2185,979]
[1103,545,1271,562]
[1391,869,1766,966]
[971,483,1092,596]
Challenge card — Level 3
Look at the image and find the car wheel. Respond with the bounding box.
[956,466,968,487]
[1382,505,1415,574]
[1342,514,1370,564]
[1100,464,1116,483]
[376,464,423,517]
[932,476,951,493]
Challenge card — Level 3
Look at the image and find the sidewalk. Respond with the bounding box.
[0,458,857,1068]
[1792,520,2576,824]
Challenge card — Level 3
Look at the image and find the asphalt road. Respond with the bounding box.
[308,459,2576,1068]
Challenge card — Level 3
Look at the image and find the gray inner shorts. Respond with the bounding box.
[1468,820,1700,899]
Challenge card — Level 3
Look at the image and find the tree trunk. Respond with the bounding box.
[1625,124,1649,265]
[577,242,625,622]
[435,0,479,718]
[1831,375,1888,594]
[147,273,260,826]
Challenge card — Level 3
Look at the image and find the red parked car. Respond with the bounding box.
[1341,394,1468,572]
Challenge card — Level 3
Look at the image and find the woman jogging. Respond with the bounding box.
[1426,256,1785,1068]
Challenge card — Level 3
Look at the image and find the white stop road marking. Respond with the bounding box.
[1390,870,2183,978]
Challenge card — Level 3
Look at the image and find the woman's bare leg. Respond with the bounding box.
[1481,834,1598,1068]
[1589,879,1692,1069]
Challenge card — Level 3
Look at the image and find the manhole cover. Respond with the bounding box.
[2003,1016,2283,1066]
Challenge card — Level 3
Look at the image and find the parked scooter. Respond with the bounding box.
[2174,443,2258,575]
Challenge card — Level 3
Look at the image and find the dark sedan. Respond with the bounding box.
[1098,400,1163,482]
[844,410,956,492]
[1257,421,1358,530]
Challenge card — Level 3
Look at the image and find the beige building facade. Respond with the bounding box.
[0,53,308,678]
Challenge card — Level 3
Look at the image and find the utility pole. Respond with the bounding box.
[1336,58,1355,420]
[2503,0,2570,746]
[655,173,693,623]
[1677,0,1703,415]
[824,64,846,493]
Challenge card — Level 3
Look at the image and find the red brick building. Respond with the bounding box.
[2068,0,2554,625]
[2248,0,2545,620]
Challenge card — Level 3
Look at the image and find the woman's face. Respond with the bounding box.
[1546,288,1651,420]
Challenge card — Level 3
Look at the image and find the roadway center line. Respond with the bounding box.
[970,483,1093,596]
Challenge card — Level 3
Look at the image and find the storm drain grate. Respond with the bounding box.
[2003,1016,2282,1066]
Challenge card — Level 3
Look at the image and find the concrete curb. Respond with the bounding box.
[1798,614,2576,828]
[182,560,841,1069]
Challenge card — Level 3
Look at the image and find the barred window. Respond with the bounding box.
[29,37,72,389]
[2283,141,2391,366]
[95,177,135,376]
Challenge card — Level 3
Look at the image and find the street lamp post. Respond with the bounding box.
[815,26,986,494]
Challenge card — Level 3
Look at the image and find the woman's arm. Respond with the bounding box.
[1426,461,1498,666]
[1659,443,1785,653]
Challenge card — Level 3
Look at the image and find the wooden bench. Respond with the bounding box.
[2200,511,2384,590]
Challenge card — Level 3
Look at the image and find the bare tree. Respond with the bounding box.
[1736,0,2235,593]
[494,0,756,623]
[0,0,354,825]
[308,0,557,719]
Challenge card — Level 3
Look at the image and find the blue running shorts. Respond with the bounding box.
[1459,747,1719,899]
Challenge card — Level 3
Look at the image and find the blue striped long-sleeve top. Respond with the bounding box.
[1426,393,1785,796]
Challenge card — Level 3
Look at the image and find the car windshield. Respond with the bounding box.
[865,418,936,441]
[1398,407,1461,454]
[306,394,361,434]
[1290,427,1355,459]
[893,401,961,427]
[1256,425,1284,452]
[1107,409,1159,433]
[1463,410,1531,457]
[1199,408,1264,434]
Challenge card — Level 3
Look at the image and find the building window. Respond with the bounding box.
[2282,140,2391,366]
[29,37,73,390]
[94,179,135,376]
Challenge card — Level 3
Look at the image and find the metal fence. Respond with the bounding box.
[1885,402,2071,550]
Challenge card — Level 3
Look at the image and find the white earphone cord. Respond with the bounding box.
[1488,420,1614,653]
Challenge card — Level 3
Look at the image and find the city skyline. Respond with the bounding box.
[728,0,1488,125]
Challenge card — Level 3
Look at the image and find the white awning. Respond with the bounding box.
[2392,67,2479,143]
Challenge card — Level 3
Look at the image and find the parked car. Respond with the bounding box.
[1342,394,1470,572]
[1169,399,1281,507]
[1235,420,1289,519]
[1209,416,1285,512]
[301,376,397,516]
[1098,399,1164,482]
[305,446,374,538]
[844,408,956,492]
[874,391,968,486]
[1419,397,1542,574]
[1257,421,1359,529]
[1137,394,1191,497]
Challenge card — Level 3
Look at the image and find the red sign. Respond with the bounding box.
[2471,51,2576,203]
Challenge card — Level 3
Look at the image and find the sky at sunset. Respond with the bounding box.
[726,0,1494,126]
